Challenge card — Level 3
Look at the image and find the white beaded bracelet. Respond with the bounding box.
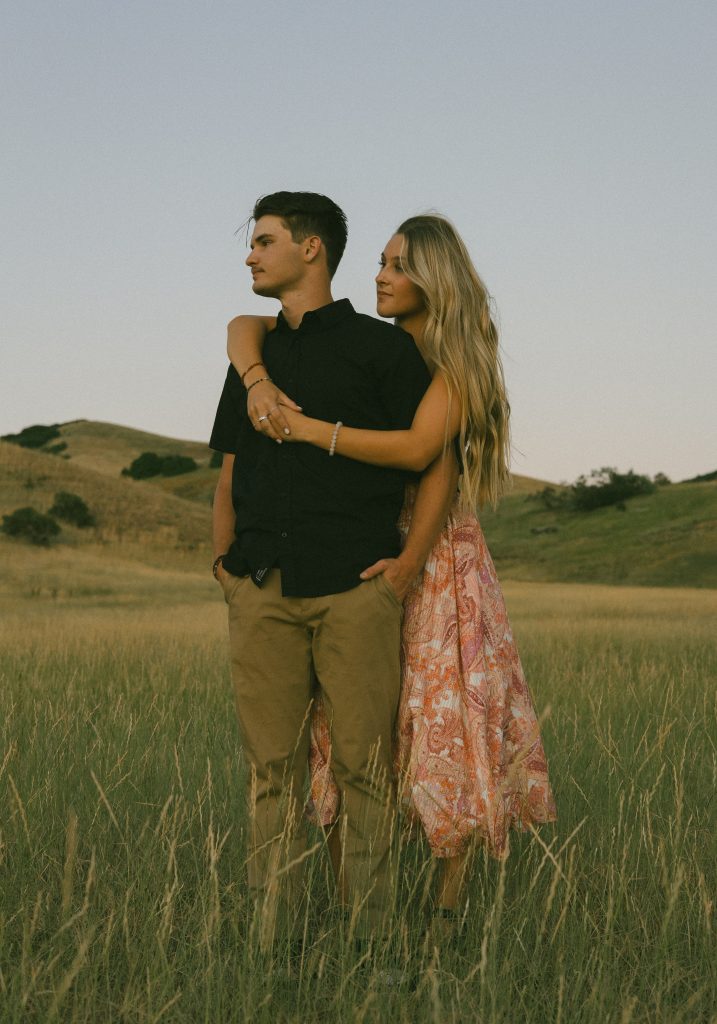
[329,420,343,457]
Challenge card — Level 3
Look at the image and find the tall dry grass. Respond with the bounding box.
[0,582,715,1022]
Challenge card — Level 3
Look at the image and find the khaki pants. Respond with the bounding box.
[223,568,403,937]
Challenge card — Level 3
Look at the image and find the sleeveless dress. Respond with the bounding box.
[307,486,557,858]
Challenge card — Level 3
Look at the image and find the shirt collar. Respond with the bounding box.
[275,298,354,334]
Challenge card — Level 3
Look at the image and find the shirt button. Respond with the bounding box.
[281,531,288,538]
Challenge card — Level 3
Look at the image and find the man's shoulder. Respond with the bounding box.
[349,311,415,347]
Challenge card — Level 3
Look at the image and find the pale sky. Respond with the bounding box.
[2,0,715,483]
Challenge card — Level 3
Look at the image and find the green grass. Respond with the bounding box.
[1,582,715,1022]
[480,481,717,588]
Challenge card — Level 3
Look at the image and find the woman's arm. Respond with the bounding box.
[279,373,462,471]
[226,315,275,381]
[360,447,460,598]
[226,315,301,436]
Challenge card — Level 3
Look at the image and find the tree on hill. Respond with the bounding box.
[122,452,164,479]
[48,491,95,528]
[683,469,717,483]
[160,454,199,477]
[46,442,68,456]
[534,467,656,512]
[121,452,198,479]
[1,507,61,545]
[570,467,655,511]
[1,424,61,449]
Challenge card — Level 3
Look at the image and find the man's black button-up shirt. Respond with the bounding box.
[209,299,431,597]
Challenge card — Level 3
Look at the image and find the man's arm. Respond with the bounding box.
[212,453,236,581]
[360,447,460,599]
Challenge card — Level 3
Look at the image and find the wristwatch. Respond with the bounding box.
[212,554,226,579]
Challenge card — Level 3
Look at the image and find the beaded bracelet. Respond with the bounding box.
[246,376,272,395]
[329,421,343,457]
[240,360,266,384]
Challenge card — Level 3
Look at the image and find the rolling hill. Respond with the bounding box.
[1,420,715,589]
[0,438,211,555]
[479,479,717,588]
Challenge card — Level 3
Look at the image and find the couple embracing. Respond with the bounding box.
[210,191,556,949]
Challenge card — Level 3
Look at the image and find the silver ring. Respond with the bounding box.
[257,415,269,423]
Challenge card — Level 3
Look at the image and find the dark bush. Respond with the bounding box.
[122,452,164,479]
[535,485,570,511]
[209,449,223,469]
[1,424,61,449]
[48,491,95,527]
[652,472,671,486]
[570,467,655,512]
[683,469,717,483]
[121,452,198,479]
[160,454,198,477]
[1,507,60,545]
[46,442,68,456]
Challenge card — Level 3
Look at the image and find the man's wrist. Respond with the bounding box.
[212,554,227,579]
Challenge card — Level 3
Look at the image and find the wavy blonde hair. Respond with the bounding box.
[397,214,511,509]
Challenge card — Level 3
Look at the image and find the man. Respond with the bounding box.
[210,192,432,944]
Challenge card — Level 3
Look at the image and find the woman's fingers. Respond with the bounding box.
[276,390,302,413]
[359,559,389,580]
[248,381,284,442]
[269,390,302,436]
[265,402,291,438]
[248,381,302,441]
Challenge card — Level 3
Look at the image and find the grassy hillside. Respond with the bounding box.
[480,479,717,588]
[0,440,211,566]
[3,420,714,589]
[56,419,215,476]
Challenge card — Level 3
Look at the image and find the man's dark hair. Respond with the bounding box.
[252,192,348,278]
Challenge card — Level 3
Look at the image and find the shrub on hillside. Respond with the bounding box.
[1,424,61,449]
[160,454,198,477]
[122,452,164,479]
[48,491,95,528]
[684,469,717,483]
[121,451,198,479]
[46,442,68,456]
[570,467,655,511]
[1,507,61,545]
[534,485,570,510]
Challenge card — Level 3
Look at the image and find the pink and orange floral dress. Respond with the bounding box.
[307,486,557,859]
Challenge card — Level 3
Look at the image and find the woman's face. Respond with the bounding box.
[375,234,426,321]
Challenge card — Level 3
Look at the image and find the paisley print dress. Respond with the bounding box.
[307,487,557,858]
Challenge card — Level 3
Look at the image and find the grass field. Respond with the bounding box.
[1,579,714,1023]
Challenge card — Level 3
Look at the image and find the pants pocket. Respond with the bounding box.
[374,572,403,612]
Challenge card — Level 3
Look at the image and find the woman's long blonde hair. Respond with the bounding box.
[397,214,511,509]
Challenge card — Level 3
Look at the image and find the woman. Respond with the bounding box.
[228,215,556,919]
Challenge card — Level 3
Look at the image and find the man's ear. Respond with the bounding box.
[302,235,323,265]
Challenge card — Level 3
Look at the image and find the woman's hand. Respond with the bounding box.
[277,407,313,442]
[248,379,302,441]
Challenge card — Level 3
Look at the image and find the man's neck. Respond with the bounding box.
[280,283,334,330]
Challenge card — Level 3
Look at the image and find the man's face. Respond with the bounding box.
[245,215,306,297]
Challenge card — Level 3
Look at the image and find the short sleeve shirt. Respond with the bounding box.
[209,299,431,597]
